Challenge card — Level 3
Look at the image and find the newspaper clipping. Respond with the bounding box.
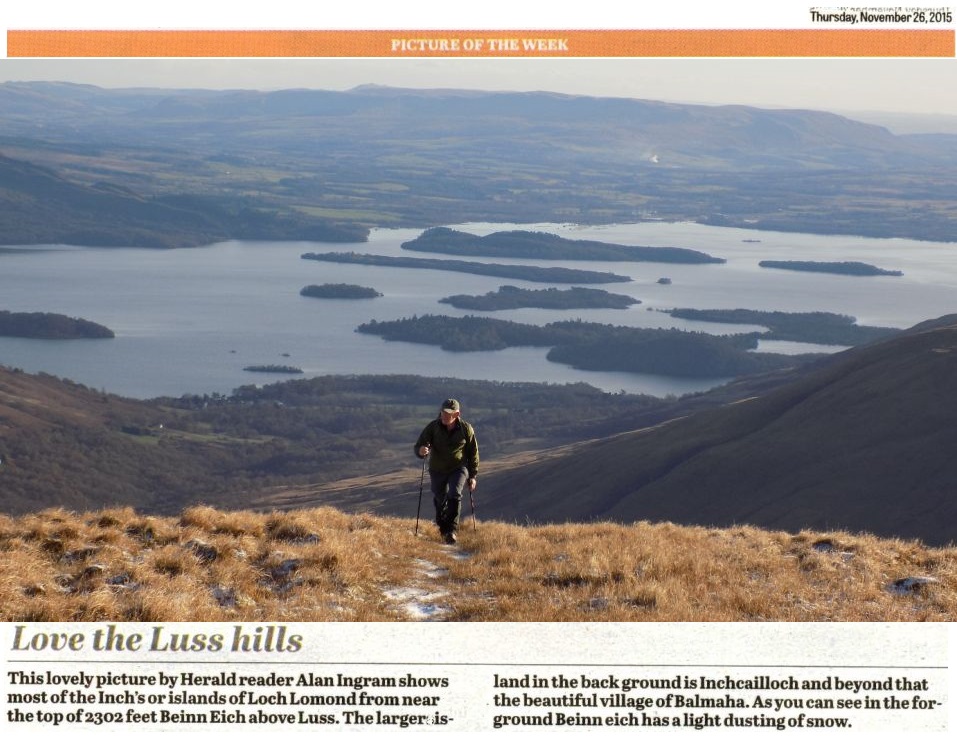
[1,622,949,733]
[0,1,955,737]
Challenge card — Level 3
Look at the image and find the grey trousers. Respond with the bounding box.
[430,467,469,534]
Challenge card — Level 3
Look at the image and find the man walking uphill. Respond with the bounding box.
[414,398,479,545]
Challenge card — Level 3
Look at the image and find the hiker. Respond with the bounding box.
[414,398,479,545]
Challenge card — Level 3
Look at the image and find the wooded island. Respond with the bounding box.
[402,227,726,264]
[0,311,114,339]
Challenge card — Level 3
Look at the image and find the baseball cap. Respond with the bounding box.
[441,398,460,413]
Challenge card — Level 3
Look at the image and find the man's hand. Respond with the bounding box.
[418,445,431,458]
[468,477,477,492]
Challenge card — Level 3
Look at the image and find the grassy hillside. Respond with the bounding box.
[2,505,954,622]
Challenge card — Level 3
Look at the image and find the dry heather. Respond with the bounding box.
[1,505,955,622]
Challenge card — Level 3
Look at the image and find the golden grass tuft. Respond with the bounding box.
[180,505,265,538]
[1,507,956,622]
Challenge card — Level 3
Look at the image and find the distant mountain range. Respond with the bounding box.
[1,81,950,169]
[2,82,957,242]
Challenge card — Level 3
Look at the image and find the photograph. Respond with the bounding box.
[1,55,957,628]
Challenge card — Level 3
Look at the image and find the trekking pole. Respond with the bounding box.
[469,481,477,531]
[414,454,427,536]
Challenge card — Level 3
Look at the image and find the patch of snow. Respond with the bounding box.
[812,540,855,560]
[887,576,939,595]
[382,586,450,621]
[413,558,449,579]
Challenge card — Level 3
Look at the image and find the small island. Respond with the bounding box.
[300,283,383,299]
[0,310,114,339]
[758,260,903,277]
[402,227,726,264]
[665,308,899,346]
[243,365,304,374]
[301,252,631,284]
[439,285,639,311]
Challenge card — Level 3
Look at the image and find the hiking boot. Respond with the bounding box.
[443,531,457,545]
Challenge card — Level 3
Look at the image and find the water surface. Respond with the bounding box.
[1,222,953,399]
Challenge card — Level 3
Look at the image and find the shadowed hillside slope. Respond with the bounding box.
[481,315,957,546]
[0,368,215,513]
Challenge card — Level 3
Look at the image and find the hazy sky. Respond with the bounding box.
[1,57,956,120]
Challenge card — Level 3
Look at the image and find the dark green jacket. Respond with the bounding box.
[415,418,479,478]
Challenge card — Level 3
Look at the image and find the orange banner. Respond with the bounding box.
[7,29,955,58]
